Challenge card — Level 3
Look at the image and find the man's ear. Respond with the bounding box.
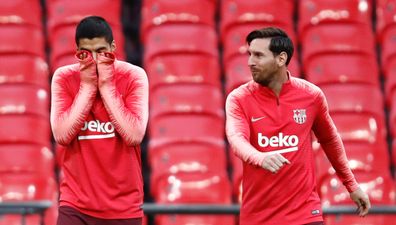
[111,40,116,52]
[277,51,288,67]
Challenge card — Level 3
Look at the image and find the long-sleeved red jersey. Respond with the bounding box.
[50,52,148,219]
[226,74,358,225]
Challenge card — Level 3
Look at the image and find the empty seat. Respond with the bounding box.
[298,0,372,34]
[385,58,396,105]
[303,53,379,86]
[314,142,391,183]
[0,25,45,58]
[229,151,243,202]
[380,25,396,74]
[390,99,396,137]
[49,24,126,71]
[321,84,385,120]
[0,115,51,147]
[220,0,294,40]
[141,0,216,41]
[0,144,54,177]
[144,24,218,64]
[0,84,49,118]
[300,24,375,64]
[149,114,224,141]
[0,55,49,89]
[150,84,224,118]
[146,54,221,90]
[376,0,396,43]
[47,0,121,32]
[0,0,42,28]
[319,171,396,206]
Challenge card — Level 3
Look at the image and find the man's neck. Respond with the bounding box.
[268,69,289,97]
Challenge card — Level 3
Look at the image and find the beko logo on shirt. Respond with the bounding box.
[258,132,299,154]
[78,120,115,140]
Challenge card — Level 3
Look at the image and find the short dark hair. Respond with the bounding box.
[75,16,114,45]
[246,27,294,65]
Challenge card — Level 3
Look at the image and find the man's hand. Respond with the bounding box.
[350,187,371,217]
[75,50,97,84]
[261,153,290,173]
[97,52,115,87]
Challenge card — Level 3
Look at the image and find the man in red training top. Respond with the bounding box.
[50,16,148,225]
[225,27,371,225]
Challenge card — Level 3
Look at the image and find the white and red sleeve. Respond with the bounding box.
[226,90,266,167]
[50,51,98,145]
[97,53,149,146]
[312,91,359,193]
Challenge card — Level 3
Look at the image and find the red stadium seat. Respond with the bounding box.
[146,54,221,91]
[0,25,45,58]
[150,84,224,118]
[376,0,396,43]
[141,0,216,41]
[331,113,387,146]
[325,214,396,225]
[298,0,372,34]
[314,142,390,183]
[149,114,224,141]
[0,84,49,118]
[152,171,232,203]
[380,26,396,74]
[143,24,218,64]
[303,53,379,86]
[148,140,228,193]
[0,144,54,176]
[0,0,42,28]
[50,24,126,71]
[47,0,122,32]
[229,151,243,202]
[220,0,295,41]
[385,58,396,105]
[300,24,375,63]
[321,84,385,120]
[0,115,51,147]
[319,171,396,206]
[390,99,396,137]
[0,55,49,89]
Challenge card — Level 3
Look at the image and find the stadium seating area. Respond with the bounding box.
[0,0,395,224]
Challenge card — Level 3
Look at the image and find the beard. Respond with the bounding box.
[251,69,271,86]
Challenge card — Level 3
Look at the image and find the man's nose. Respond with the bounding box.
[248,55,255,67]
[92,51,98,61]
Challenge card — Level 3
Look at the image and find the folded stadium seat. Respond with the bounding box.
[143,24,220,90]
[143,24,218,65]
[222,23,297,65]
[0,84,49,118]
[298,0,372,36]
[148,140,228,195]
[0,0,42,28]
[380,25,396,77]
[0,173,58,225]
[150,83,224,119]
[146,53,221,91]
[320,84,386,122]
[376,0,396,44]
[314,142,391,184]
[0,55,49,90]
[141,0,217,42]
[224,54,301,95]
[303,53,379,86]
[0,144,54,177]
[220,0,295,42]
[0,115,51,148]
[47,0,122,33]
[0,24,45,59]
[300,24,376,66]
[319,171,396,224]
[49,24,126,71]
[153,171,235,225]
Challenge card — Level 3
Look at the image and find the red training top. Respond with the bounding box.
[225,74,358,225]
[50,52,148,219]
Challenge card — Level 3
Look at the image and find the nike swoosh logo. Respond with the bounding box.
[251,116,266,122]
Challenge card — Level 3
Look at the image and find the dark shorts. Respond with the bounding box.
[305,222,325,225]
[57,206,142,225]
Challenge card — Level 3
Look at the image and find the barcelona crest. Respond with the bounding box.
[293,109,306,124]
